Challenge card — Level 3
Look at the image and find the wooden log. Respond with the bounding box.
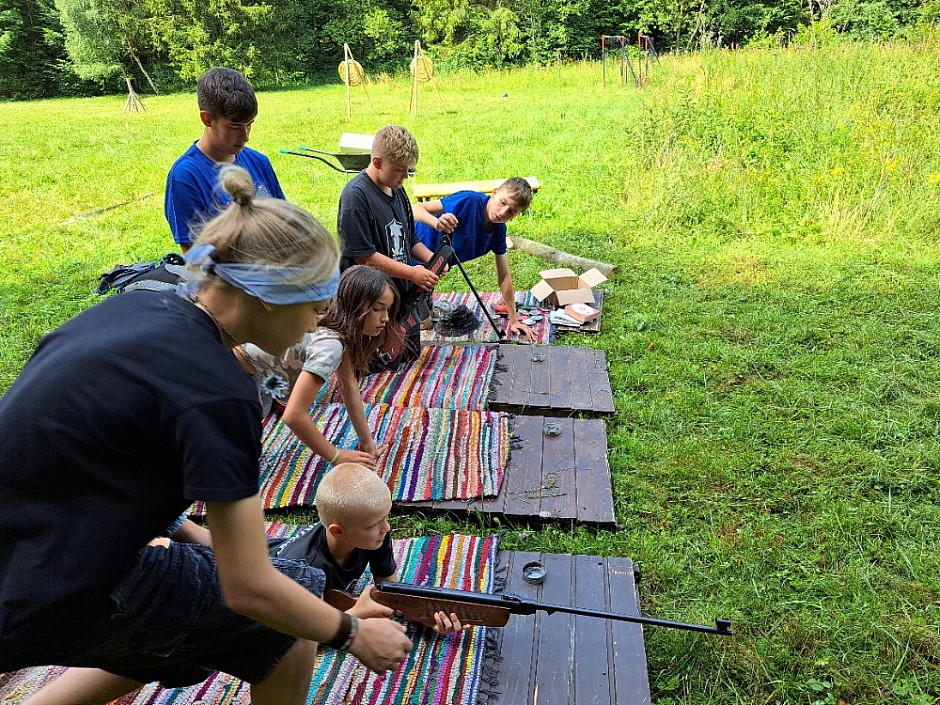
[507,236,617,276]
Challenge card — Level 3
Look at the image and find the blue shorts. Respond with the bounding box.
[58,542,326,688]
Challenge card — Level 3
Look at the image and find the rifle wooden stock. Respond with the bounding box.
[324,587,512,628]
[325,583,732,636]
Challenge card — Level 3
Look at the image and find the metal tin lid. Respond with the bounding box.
[522,560,546,585]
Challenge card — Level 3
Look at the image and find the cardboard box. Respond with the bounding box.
[531,267,607,306]
[564,303,599,323]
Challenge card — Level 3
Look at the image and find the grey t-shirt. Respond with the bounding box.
[240,330,344,414]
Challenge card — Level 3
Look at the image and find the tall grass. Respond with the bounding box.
[2,38,939,703]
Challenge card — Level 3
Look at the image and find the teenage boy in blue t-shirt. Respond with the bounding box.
[412,177,536,342]
[165,67,285,251]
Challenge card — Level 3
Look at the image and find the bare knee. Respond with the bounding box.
[249,639,318,705]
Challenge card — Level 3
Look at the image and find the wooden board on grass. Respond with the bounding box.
[488,343,615,416]
[479,550,651,705]
[400,414,616,527]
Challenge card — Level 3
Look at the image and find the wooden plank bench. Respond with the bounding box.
[412,176,541,202]
[488,343,615,416]
[401,414,616,527]
[480,550,651,705]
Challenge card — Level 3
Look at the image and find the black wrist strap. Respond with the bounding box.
[323,611,353,650]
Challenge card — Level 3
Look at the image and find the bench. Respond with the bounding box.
[412,176,541,202]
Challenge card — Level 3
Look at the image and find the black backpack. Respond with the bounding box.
[95,253,188,296]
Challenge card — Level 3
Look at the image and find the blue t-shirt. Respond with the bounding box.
[165,143,286,245]
[415,190,507,263]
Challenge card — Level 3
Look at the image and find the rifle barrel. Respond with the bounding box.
[377,582,732,636]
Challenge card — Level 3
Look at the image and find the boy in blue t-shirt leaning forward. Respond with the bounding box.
[412,178,536,342]
[165,67,285,252]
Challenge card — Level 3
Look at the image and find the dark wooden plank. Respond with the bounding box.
[479,550,650,705]
[533,552,576,705]
[527,345,552,411]
[395,416,616,527]
[492,344,530,410]
[539,417,577,520]
[573,419,616,525]
[608,557,652,705]
[496,550,541,705]
[490,345,614,417]
[574,554,616,705]
[563,347,597,412]
[588,349,616,414]
[547,344,573,412]
[500,414,546,518]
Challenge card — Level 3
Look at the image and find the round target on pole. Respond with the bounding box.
[338,59,365,86]
[410,55,434,82]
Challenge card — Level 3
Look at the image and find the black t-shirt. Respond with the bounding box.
[337,170,417,301]
[269,523,397,591]
[0,291,262,665]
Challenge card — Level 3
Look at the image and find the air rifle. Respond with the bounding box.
[324,581,732,636]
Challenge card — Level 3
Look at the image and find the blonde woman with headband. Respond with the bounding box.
[0,165,411,705]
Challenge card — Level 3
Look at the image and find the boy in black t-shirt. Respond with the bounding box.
[337,125,438,367]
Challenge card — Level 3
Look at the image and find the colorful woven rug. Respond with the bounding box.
[0,527,499,705]
[319,344,497,411]
[257,402,508,507]
[421,291,553,344]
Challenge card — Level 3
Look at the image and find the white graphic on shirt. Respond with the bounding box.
[387,220,406,261]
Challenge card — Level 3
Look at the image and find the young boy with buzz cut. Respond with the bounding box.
[337,125,439,366]
[165,66,285,251]
[412,177,536,342]
[271,462,465,633]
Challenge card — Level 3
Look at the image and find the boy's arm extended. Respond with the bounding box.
[282,370,378,468]
[494,253,536,342]
[356,252,439,291]
[413,200,458,233]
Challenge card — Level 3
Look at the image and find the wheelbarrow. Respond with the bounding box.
[278,146,371,174]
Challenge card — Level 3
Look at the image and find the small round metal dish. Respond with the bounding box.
[522,560,547,585]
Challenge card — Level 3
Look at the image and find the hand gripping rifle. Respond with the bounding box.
[324,581,732,636]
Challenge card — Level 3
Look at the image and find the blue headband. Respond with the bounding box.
[185,243,339,304]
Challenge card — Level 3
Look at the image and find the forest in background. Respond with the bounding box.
[1,0,939,100]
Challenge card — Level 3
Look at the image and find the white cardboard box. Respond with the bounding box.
[530,267,607,306]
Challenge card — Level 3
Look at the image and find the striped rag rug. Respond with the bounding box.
[319,343,498,411]
[0,527,499,705]
[258,402,509,507]
[421,291,553,344]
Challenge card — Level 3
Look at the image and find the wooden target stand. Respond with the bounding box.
[338,43,374,119]
[123,77,145,113]
[409,40,445,115]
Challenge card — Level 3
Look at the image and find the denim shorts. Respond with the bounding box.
[59,541,326,688]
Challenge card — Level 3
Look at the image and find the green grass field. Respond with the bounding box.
[2,36,940,704]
